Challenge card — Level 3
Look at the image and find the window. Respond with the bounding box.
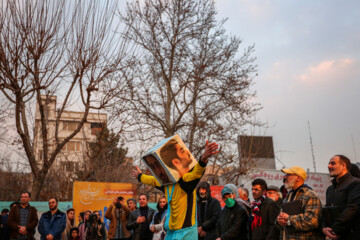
[91,122,103,135]
[64,141,82,152]
[62,122,79,131]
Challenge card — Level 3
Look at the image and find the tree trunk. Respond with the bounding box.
[32,172,46,201]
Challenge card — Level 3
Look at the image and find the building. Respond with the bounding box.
[33,95,107,175]
[238,135,276,169]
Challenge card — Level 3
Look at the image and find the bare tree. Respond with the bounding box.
[0,0,134,199]
[118,0,262,169]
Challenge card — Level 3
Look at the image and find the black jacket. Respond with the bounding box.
[325,172,360,239]
[197,182,221,240]
[126,206,155,240]
[215,201,248,240]
[251,198,280,240]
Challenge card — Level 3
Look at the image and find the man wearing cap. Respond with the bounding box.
[266,185,283,207]
[215,185,248,240]
[322,155,360,240]
[276,166,323,239]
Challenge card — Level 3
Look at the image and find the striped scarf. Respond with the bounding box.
[251,195,266,231]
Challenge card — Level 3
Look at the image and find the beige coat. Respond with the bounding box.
[105,203,131,239]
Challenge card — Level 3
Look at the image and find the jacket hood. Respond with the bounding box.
[196,181,211,200]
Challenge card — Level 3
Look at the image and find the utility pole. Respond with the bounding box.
[308,121,316,173]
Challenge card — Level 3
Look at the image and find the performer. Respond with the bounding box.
[131,140,219,239]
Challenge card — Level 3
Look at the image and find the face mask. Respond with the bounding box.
[225,198,235,208]
[115,202,122,209]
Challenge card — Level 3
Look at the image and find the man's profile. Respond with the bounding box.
[160,138,195,178]
[144,155,171,184]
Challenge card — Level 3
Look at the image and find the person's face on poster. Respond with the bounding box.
[174,143,192,169]
[145,155,171,184]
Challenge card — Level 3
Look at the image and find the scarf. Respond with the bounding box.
[155,203,168,224]
[251,195,266,231]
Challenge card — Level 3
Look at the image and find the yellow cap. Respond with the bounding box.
[281,166,307,180]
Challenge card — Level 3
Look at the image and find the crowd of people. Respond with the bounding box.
[0,154,359,240]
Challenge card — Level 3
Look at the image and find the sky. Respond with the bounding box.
[215,0,360,173]
[1,1,359,175]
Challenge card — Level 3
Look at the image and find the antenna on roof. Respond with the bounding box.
[308,121,316,173]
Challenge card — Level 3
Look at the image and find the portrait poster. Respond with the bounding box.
[142,134,198,185]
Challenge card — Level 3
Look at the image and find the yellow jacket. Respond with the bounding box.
[139,161,206,231]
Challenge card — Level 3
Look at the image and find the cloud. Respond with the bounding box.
[296,58,356,86]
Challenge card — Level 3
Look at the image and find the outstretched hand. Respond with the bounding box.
[201,140,220,163]
[131,166,142,179]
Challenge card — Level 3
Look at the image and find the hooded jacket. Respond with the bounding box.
[196,181,221,240]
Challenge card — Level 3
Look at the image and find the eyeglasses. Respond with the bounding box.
[284,173,296,178]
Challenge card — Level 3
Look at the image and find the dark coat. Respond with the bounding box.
[126,206,155,240]
[215,201,248,240]
[7,204,38,240]
[251,198,280,240]
[197,181,221,240]
[325,172,360,239]
[38,210,66,240]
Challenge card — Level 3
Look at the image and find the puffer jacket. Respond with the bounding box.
[325,172,360,239]
[215,201,248,240]
[38,210,66,240]
[196,181,221,240]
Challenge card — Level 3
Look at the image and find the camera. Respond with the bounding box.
[117,196,124,201]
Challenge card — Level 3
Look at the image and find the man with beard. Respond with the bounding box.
[322,155,360,240]
[38,197,66,240]
[276,166,323,239]
[105,197,131,240]
[159,139,193,178]
[196,181,221,240]
[7,192,38,240]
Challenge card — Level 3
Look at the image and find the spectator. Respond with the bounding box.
[126,199,137,212]
[250,178,279,240]
[69,227,80,240]
[126,194,155,240]
[215,185,248,240]
[196,181,221,240]
[105,197,131,240]
[78,213,84,226]
[266,185,283,207]
[150,197,168,240]
[38,197,66,240]
[277,166,323,239]
[279,179,288,199]
[78,211,91,240]
[63,208,76,240]
[7,191,38,240]
[93,211,107,240]
[85,213,106,240]
[131,140,219,239]
[0,208,9,240]
[322,155,360,239]
[350,163,360,178]
[238,187,250,203]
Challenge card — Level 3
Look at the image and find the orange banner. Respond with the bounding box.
[73,181,137,225]
[210,185,225,207]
